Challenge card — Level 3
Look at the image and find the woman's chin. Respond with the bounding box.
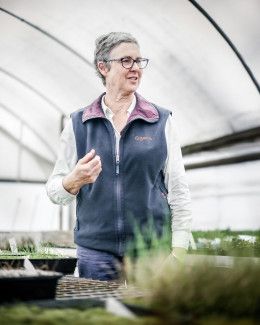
[126,83,139,93]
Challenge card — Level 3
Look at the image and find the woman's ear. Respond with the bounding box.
[97,61,109,77]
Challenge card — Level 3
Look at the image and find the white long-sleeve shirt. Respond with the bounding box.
[46,96,192,249]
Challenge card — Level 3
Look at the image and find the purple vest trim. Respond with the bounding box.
[82,92,159,124]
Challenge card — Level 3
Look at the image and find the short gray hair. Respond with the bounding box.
[94,32,139,85]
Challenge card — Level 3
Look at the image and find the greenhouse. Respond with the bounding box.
[0,0,259,324]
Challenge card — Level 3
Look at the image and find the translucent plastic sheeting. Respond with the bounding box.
[0,182,60,231]
[0,0,260,182]
[188,160,260,230]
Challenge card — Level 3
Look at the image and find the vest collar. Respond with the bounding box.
[82,92,159,123]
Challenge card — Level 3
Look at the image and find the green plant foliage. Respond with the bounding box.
[0,251,28,259]
[135,259,260,320]
[126,223,260,258]
[190,230,260,257]
[192,230,260,240]
[0,305,160,325]
[126,216,172,260]
[0,246,62,259]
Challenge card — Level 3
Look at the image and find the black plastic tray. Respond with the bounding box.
[0,258,24,269]
[0,257,77,274]
[29,257,77,274]
[0,272,63,303]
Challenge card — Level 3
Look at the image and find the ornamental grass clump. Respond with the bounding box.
[134,258,260,320]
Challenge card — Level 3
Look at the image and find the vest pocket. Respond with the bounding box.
[153,180,170,214]
[157,181,168,200]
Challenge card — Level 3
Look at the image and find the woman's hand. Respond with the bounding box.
[62,149,102,195]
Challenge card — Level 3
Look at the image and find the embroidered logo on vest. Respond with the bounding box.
[134,136,153,142]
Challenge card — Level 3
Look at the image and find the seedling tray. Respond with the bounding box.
[0,270,63,303]
[29,257,77,274]
[0,257,77,274]
[0,257,24,269]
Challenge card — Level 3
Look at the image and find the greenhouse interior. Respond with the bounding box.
[0,0,260,324]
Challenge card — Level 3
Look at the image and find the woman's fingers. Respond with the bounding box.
[79,149,96,164]
[76,152,102,184]
[80,155,101,173]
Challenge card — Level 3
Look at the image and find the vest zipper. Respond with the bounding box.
[115,137,123,256]
[104,119,124,256]
[116,153,120,175]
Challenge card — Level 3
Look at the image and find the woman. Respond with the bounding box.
[46,32,192,281]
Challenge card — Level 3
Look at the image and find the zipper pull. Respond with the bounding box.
[116,154,120,175]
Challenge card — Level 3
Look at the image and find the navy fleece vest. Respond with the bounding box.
[71,93,171,257]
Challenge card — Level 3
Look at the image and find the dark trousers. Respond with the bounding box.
[77,245,124,281]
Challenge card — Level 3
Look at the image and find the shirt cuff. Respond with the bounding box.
[59,178,77,199]
[172,230,190,250]
[47,177,77,205]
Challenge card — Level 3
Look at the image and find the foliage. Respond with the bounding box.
[0,246,62,259]
[190,230,260,257]
[126,223,260,258]
[126,253,260,322]
[126,217,172,261]
[0,305,159,325]
[191,229,260,240]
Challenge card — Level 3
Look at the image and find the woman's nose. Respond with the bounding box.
[130,61,140,71]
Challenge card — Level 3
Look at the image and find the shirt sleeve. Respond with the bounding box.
[164,113,192,249]
[46,118,78,205]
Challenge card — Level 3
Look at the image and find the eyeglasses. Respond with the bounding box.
[105,56,149,69]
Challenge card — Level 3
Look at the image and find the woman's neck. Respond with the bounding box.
[104,90,134,114]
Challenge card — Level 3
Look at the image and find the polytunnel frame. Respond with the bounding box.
[0,66,65,159]
[0,6,96,184]
[188,0,260,94]
[183,0,260,168]
[0,67,66,184]
[0,1,260,183]
[0,102,56,158]
[0,67,65,115]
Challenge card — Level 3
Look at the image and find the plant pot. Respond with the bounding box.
[0,270,63,303]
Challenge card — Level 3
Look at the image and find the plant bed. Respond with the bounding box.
[0,270,63,303]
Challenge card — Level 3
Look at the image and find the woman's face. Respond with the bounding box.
[101,42,143,95]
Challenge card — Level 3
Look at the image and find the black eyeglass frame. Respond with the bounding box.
[104,57,149,69]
